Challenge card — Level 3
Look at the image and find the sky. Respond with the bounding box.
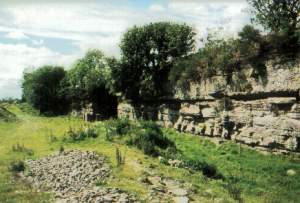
[0,0,250,99]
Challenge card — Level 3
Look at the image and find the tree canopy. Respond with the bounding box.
[248,0,300,54]
[67,49,117,117]
[115,22,196,100]
[248,0,300,33]
[22,66,68,115]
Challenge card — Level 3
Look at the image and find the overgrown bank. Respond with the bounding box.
[0,104,300,202]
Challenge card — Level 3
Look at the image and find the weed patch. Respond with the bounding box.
[12,143,34,156]
[9,160,25,173]
[63,126,98,142]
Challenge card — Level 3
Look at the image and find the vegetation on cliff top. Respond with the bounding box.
[21,0,300,115]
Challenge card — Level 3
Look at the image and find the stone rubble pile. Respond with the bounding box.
[63,187,137,203]
[23,150,138,203]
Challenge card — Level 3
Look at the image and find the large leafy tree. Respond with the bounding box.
[248,0,300,33]
[67,49,117,116]
[116,22,196,100]
[22,66,68,115]
[248,0,300,53]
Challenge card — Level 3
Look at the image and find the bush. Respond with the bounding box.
[9,160,25,172]
[105,118,131,141]
[105,119,176,157]
[183,159,223,179]
[65,126,98,142]
[115,118,131,135]
[127,121,176,156]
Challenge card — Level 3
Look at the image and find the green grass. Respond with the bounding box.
[0,103,299,202]
[165,130,300,202]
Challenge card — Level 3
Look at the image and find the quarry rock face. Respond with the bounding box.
[118,60,300,153]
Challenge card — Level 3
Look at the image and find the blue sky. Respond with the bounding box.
[0,0,250,99]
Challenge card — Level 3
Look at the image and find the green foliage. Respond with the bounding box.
[64,126,98,142]
[67,49,118,117]
[105,119,176,157]
[115,118,131,136]
[248,0,300,54]
[21,49,117,118]
[9,160,25,173]
[95,180,106,186]
[115,22,196,100]
[170,25,268,87]
[1,104,300,202]
[170,35,241,86]
[127,121,176,156]
[105,118,131,140]
[182,159,223,179]
[22,66,68,115]
[248,0,300,34]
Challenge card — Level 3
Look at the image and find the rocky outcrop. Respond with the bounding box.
[118,60,300,153]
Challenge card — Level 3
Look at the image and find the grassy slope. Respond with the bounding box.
[0,104,299,203]
[0,104,17,122]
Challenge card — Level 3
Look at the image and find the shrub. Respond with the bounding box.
[183,159,223,179]
[65,126,98,142]
[105,119,176,157]
[127,121,176,156]
[9,160,25,172]
[66,127,86,141]
[114,118,131,136]
[105,118,131,141]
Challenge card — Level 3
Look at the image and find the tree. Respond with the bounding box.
[248,0,300,54]
[67,49,117,117]
[22,66,68,115]
[116,22,196,100]
[248,0,300,33]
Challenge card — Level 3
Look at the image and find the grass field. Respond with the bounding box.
[0,103,299,203]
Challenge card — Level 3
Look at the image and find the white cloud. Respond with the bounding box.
[0,43,77,98]
[149,4,165,12]
[0,0,251,98]
[5,30,28,39]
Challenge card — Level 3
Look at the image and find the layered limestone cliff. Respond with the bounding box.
[118,60,300,153]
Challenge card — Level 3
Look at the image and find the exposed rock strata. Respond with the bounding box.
[118,61,300,153]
